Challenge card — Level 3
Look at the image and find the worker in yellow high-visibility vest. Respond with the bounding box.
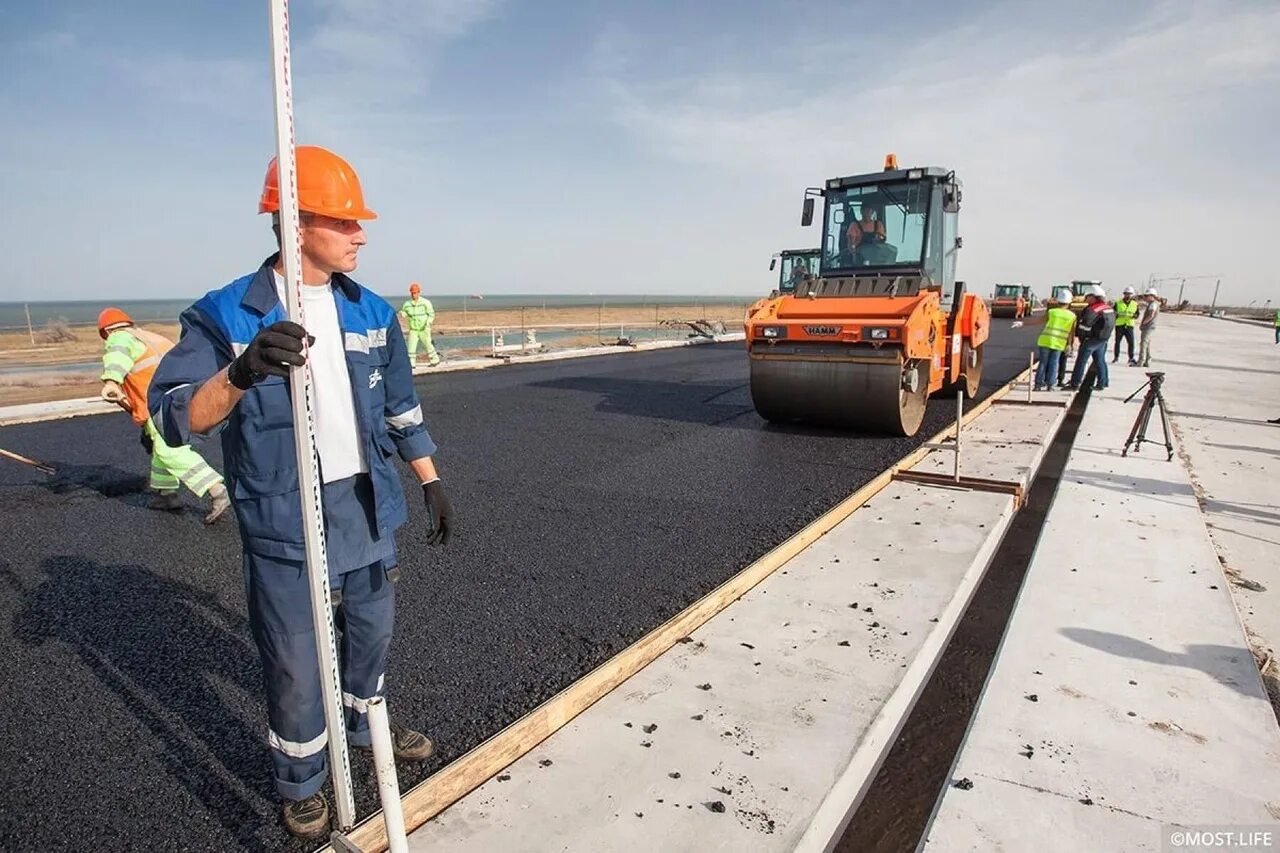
[399,282,440,366]
[98,307,230,523]
[1113,286,1141,365]
[1034,287,1076,391]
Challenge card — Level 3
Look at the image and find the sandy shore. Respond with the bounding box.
[0,303,748,407]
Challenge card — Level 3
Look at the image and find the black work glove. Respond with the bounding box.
[421,480,454,546]
[139,428,154,455]
[227,321,313,390]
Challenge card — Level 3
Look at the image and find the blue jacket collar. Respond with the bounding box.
[242,253,362,315]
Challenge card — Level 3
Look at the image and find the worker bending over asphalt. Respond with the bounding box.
[1068,284,1115,391]
[98,308,230,523]
[399,282,440,366]
[1113,286,1140,365]
[1034,287,1076,391]
[149,146,455,839]
[1138,287,1160,367]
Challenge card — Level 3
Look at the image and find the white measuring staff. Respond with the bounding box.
[266,0,356,830]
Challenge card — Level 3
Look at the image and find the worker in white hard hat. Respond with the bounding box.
[1047,287,1076,387]
[1068,284,1115,391]
[1034,287,1077,391]
[1138,287,1160,367]
[1113,286,1140,366]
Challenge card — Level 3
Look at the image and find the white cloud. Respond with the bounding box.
[598,0,1280,300]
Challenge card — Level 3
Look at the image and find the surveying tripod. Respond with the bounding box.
[1121,372,1173,460]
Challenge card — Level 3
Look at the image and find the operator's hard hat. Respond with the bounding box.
[97,307,133,340]
[409,282,421,296]
[1145,287,1158,297]
[258,145,378,220]
[1123,286,1135,295]
[1088,284,1106,298]
[1054,287,1073,304]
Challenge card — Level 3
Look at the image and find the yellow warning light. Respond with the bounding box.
[884,153,898,170]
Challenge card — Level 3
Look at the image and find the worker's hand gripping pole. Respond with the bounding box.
[266,0,357,829]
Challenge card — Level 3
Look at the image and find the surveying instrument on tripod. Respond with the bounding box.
[1122,371,1174,460]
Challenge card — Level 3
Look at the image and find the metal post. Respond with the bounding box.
[954,389,963,483]
[24,303,34,346]
[1177,278,1185,306]
[267,0,355,829]
[367,697,409,853]
[1028,352,1034,402]
[1210,279,1220,312]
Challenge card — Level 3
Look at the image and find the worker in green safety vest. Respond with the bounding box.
[399,281,440,366]
[1034,287,1077,391]
[1113,286,1141,365]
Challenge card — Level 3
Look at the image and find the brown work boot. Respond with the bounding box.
[356,720,435,762]
[148,490,183,512]
[282,792,329,838]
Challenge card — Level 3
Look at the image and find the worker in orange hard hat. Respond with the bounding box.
[98,308,230,522]
[399,281,440,366]
[148,144,452,839]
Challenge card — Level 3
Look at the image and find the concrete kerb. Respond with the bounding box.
[921,320,1280,852]
[333,367,1077,853]
[0,334,747,427]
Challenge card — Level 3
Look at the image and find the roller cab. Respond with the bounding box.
[746,157,988,436]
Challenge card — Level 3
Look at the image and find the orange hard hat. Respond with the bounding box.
[98,307,133,339]
[409,282,421,295]
[258,145,378,220]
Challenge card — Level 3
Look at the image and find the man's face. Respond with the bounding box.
[300,214,366,274]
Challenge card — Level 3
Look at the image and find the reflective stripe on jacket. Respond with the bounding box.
[148,255,437,560]
[1036,307,1075,352]
[399,298,434,333]
[101,327,174,426]
[1114,298,1140,327]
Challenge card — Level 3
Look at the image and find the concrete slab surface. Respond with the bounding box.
[924,320,1280,852]
[405,380,1069,852]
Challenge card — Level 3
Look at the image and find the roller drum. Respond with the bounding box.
[750,356,930,436]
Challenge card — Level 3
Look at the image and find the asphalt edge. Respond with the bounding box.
[330,364,1047,853]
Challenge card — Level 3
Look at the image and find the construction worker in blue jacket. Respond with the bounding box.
[149,146,455,839]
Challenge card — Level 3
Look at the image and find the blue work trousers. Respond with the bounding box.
[1071,339,1109,389]
[244,474,398,801]
[1034,347,1062,389]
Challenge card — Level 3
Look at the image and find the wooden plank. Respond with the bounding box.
[332,365,1035,853]
[891,470,1025,506]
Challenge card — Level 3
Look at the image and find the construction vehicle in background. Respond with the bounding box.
[744,155,989,437]
[1069,280,1102,314]
[990,283,1029,318]
[768,249,822,295]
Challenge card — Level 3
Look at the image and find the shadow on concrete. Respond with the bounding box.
[1202,498,1280,528]
[1203,441,1280,460]
[1171,410,1277,428]
[1066,468,1197,500]
[1060,627,1264,699]
[1156,358,1280,376]
[5,557,278,852]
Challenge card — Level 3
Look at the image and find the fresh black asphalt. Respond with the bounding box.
[0,321,1040,851]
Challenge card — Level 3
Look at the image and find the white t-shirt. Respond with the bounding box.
[274,272,368,483]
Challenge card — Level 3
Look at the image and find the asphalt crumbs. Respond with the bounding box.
[0,321,1040,851]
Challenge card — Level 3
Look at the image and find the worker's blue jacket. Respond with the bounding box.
[149,256,436,559]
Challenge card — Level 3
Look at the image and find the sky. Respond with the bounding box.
[2,0,1278,304]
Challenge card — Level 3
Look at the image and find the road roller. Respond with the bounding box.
[745,155,989,437]
[990,282,1028,318]
[768,248,822,295]
[1068,279,1102,315]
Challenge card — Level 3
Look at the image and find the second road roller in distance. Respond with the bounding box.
[745,155,989,437]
